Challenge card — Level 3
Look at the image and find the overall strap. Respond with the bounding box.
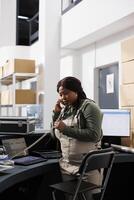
[76,99,91,117]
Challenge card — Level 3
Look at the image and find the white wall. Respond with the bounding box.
[62,26,134,105]
[60,56,73,79]
[0,46,32,65]
[81,44,95,99]
[60,0,134,105]
[28,0,61,130]
[0,0,61,130]
[38,0,61,130]
[61,0,134,48]
[1,0,134,130]
[0,0,16,47]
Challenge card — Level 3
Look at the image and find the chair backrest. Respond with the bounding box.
[78,147,115,174]
[73,147,115,200]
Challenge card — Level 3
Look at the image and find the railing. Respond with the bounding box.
[27,12,39,45]
[61,0,82,14]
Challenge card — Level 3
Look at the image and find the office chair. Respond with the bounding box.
[50,147,115,200]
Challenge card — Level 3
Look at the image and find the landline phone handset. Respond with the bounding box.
[10,100,64,160]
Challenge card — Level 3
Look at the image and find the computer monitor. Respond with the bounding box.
[101,109,130,137]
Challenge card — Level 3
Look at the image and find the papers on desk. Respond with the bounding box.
[0,155,8,160]
[0,164,14,172]
[0,155,14,171]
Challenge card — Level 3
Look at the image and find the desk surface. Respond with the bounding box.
[0,152,134,193]
[103,152,134,200]
[0,159,59,194]
[114,152,134,163]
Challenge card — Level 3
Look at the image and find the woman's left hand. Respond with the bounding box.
[54,120,66,131]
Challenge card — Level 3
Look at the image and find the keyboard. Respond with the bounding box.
[110,144,134,153]
[13,156,47,166]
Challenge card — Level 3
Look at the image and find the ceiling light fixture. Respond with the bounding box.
[18,15,29,20]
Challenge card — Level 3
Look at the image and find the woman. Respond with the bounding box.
[52,76,103,186]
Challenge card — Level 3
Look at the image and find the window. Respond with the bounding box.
[61,0,82,14]
[16,0,39,46]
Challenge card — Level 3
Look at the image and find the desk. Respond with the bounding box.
[0,134,134,199]
[103,152,134,200]
[0,133,61,200]
[1,152,133,200]
[0,159,61,200]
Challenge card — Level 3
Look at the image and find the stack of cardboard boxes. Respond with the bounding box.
[121,36,134,146]
[0,58,36,105]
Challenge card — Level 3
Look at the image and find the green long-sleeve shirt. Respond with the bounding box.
[52,99,103,143]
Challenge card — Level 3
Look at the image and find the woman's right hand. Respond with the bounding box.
[54,99,63,112]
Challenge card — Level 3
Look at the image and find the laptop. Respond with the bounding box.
[2,137,47,165]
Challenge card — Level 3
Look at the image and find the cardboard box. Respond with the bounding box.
[121,137,131,147]
[121,37,134,63]
[119,106,133,147]
[120,106,134,130]
[130,107,134,130]
[3,59,35,77]
[1,89,36,105]
[10,89,36,104]
[122,60,134,84]
[131,131,134,147]
[126,107,134,130]
[120,84,134,107]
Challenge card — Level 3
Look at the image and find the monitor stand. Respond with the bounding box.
[102,136,121,148]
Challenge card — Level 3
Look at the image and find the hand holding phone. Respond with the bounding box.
[54,99,64,112]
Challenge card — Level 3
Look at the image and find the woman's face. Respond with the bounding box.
[58,86,78,106]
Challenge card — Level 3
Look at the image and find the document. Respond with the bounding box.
[0,164,13,172]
